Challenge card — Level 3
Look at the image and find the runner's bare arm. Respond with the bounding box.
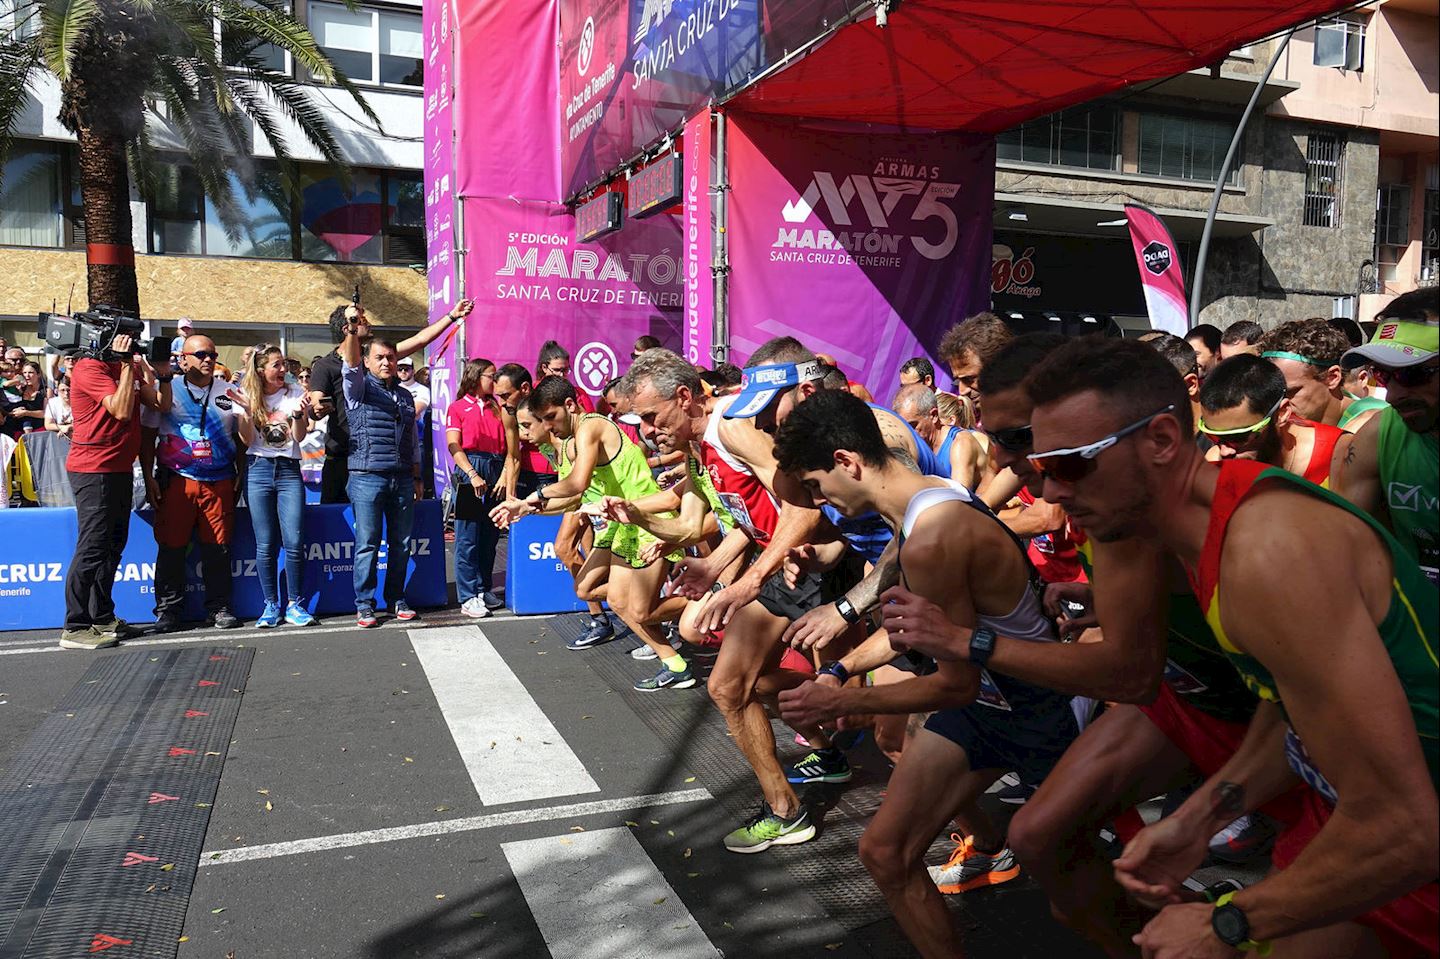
[949,431,979,490]
[981,467,1023,511]
[718,416,822,584]
[1209,496,1438,939]
[593,487,712,547]
[539,417,609,499]
[1331,417,1389,530]
[1002,495,1066,538]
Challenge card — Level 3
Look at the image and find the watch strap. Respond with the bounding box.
[1213,893,1273,955]
[969,626,997,667]
[818,662,850,684]
[834,597,861,624]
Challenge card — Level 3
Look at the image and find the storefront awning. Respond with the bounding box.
[729,0,1354,133]
[994,192,1273,240]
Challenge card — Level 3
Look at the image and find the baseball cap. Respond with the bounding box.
[1341,320,1438,370]
[397,357,415,367]
[723,360,823,419]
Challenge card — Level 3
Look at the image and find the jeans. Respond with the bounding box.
[64,471,132,630]
[348,470,414,612]
[247,455,306,609]
[453,451,504,602]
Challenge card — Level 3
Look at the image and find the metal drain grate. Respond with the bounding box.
[0,647,253,959]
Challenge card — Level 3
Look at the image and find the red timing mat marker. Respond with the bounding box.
[167,747,196,757]
[147,793,180,804]
[121,852,158,868]
[197,680,219,687]
[89,934,133,953]
[208,655,229,661]
[184,710,209,718]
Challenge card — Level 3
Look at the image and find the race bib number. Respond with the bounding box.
[1284,726,1338,806]
[587,513,609,534]
[1162,658,1210,696]
[717,491,762,540]
[975,669,1013,712]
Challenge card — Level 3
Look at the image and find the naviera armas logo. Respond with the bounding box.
[1142,240,1173,276]
[775,170,963,261]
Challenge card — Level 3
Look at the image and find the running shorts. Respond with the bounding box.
[924,694,1079,786]
[1271,786,1438,957]
[756,553,866,622]
[593,520,682,569]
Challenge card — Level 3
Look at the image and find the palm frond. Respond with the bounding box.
[37,0,98,81]
[0,36,43,180]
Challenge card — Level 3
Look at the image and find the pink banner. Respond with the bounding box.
[726,114,994,399]
[422,0,459,496]
[462,196,684,396]
[1125,203,1189,336]
[682,111,714,366]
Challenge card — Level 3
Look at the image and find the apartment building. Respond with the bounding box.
[0,0,429,369]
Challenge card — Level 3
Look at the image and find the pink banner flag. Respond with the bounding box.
[1125,204,1188,336]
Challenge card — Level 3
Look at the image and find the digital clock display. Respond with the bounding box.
[627,153,683,219]
[575,191,623,243]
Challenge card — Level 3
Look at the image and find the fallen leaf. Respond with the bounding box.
[685,776,697,783]
[686,872,700,878]
[653,897,667,906]
[264,800,273,812]
[208,854,221,861]
[650,820,660,825]
[683,848,692,858]
[824,944,842,951]
[434,805,450,813]
[257,789,269,795]
[470,912,486,919]
[145,884,157,893]
[570,825,584,832]
[204,751,221,757]
[160,863,175,871]
[435,894,446,900]
[667,830,675,837]
[211,907,225,914]
[178,936,189,943]
[624,821,639,828]
[195,802,211,808]
[581,715,592,720]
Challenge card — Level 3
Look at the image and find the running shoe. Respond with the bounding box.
[996,780,1037,805]
[92,618,135,641]
[460,596,491,619]
[928,834,1021,894]
[357,608,379,628]
[568,615,615,650]
[58,627,117,651]
[209,608,240,630]
[284,603,315,627]
[151,613,185,635]
[633,665,697,691]
[1207,814,1277,865]
[629,644,659,660]
[393,601,418,621]
[723,802,816,853]
[482,590,505,610]
[254,603,282,628]
[785,748,852,784]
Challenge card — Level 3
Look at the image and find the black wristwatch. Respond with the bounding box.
[834,596,862,624]
[1211,893,1270,953]
[817,662,851,684]
[968,626,998,668]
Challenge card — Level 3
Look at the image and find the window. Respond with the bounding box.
[1376,185,1411,247]
[149,164,205,255]
[310,2,421,88]
[148,160,293,258]
[1303,133,1343,228]
[1421,165,1438,286]
[0,142,85,249]
[1314,15,1364,72]
[220,2,290,73]
[300,167,424,264]
[997,107,1119,171]
[0,0,38,39]
[1137,113,1235,183]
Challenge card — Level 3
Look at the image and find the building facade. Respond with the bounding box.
[0,0,430,370]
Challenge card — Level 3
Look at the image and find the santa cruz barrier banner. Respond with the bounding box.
[0,503,447,630]
[726,114,994,397]
[462,195,684,395]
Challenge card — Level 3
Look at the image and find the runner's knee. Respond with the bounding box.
[857,827,908,887]
[707,672,752,714]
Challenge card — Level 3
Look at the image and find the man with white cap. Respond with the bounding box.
[1333,287,1439,584]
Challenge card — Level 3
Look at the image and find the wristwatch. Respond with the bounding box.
[817,662,850,684]
[968,626,998,668]
[1212,893,1272,955]
[834,596,862,624]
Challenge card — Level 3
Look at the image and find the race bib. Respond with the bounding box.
[1284,726,1338,806]
[190,439,213,463]
[717,491,762,540]
[975,668,1013,712]
[1162,658,1210,696]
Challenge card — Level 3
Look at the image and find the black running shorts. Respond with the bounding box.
[924,694,1079,785]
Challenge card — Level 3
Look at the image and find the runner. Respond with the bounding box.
[1199,354,1344,486]
[1258,318,1384,433]
[937,311,1014,420]
[1218,320,1263,360]
[893,383,992,492]
[1025,336,1438,958]
[1333,295,1439,584]
[490,377,691,690]
[772,388,1078,959]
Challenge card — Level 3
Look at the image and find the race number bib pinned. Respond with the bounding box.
[190,439,213,463]
[717,492,762,540]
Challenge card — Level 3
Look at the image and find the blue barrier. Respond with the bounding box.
[0,501,446,630]
[504,514,588,615]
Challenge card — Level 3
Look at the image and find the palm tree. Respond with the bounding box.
[0,0,379,314]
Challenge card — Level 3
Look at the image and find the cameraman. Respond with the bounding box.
[59,334,170,650]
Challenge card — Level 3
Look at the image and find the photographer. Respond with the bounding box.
[147,334,241,633]
[59,334,169,650]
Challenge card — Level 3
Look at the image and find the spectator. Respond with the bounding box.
[237,343,315,629]
[536,340,596,412]
[397,357,431,416]
[309,298,474,504]
[340,322,421,628]
[2,360,47,438]
[898,356,935,388]
[59,334,169,649]
[1185,323,1223,378]
[699,363,743,397]
[148,334,243,632]
[1219,319,1263,360]
[936,390,976,429]
[447,357,507,617]
[297,366,312,391]
[1,346,25,391]
[631,335,663,363]
[415,366,431,388]
[45,375,73,436]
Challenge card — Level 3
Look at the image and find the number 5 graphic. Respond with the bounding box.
[910,182,961,261]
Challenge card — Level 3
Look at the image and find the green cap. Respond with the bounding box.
[1341,320,1438,370]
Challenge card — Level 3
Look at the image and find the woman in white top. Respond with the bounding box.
[237,344,314,628]
[45,376,73,436]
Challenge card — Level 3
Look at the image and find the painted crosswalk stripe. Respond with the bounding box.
[503,827,719,959]
[411,626,600,805]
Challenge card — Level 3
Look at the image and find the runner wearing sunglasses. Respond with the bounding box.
[1333,296,1439,585]
[1198,355,1344,487]
[1025,336,1437,959]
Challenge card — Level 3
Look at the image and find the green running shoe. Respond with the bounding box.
[722,802,816,854]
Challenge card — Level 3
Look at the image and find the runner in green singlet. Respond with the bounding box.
[490,376,695,691]
[1025,336,1438,959]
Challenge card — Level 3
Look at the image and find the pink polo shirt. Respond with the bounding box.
[445,394,505,455]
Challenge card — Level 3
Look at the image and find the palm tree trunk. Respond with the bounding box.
[73,124,140,315]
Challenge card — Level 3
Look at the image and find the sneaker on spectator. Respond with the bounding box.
[461,597,491,619]
[92,618,135,641]
[482,590,505,610]
[393,601,418,621]
[58,627,117,651]
[357,608,379,628]
[209,608,240,630]
[151,613,185,635]
[284,603,315,627]
[255,603,282,628]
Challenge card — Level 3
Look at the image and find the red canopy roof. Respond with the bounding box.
[730,0,1355,131]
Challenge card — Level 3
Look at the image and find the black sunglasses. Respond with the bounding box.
[985,424,1033,454]
[1373,364,1439,389]
[185,350,219,361]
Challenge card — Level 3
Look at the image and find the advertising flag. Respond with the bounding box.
[1125,204,1188,336]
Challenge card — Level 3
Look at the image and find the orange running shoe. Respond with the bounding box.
[927,834,1021,894]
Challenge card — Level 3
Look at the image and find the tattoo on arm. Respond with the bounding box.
[847,548,901,613]
[1211,781,1245,819]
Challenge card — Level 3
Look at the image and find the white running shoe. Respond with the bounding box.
[460,596,491,619]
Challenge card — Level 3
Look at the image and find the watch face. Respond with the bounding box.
[1213,905,1248,945]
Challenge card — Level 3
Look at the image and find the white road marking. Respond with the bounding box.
[411,626,600,804]
[199,789,711,866]
[503,826,719,959]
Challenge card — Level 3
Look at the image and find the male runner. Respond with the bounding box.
[893,383,991,491]
[490,377,690,689]
[1199,355,1344,486]
[937,311,1014,418]
[1026,337,1438,957]
[1217,320,1262,361]
[1186,325,1223,379]
[773,389,1078,959]
[1333,295,1439,584]
[1258,318,1384,433]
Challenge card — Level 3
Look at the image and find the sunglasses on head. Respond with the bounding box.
[985,424,1033,454]
[1198,396,1283,445]
[1027,405,1176,483]
[1372,363,1439,388]
[185,350,219,361]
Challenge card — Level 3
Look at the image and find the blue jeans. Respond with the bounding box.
[453,451,504,602]
[347,470,414,612]
[246,455,306,608]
